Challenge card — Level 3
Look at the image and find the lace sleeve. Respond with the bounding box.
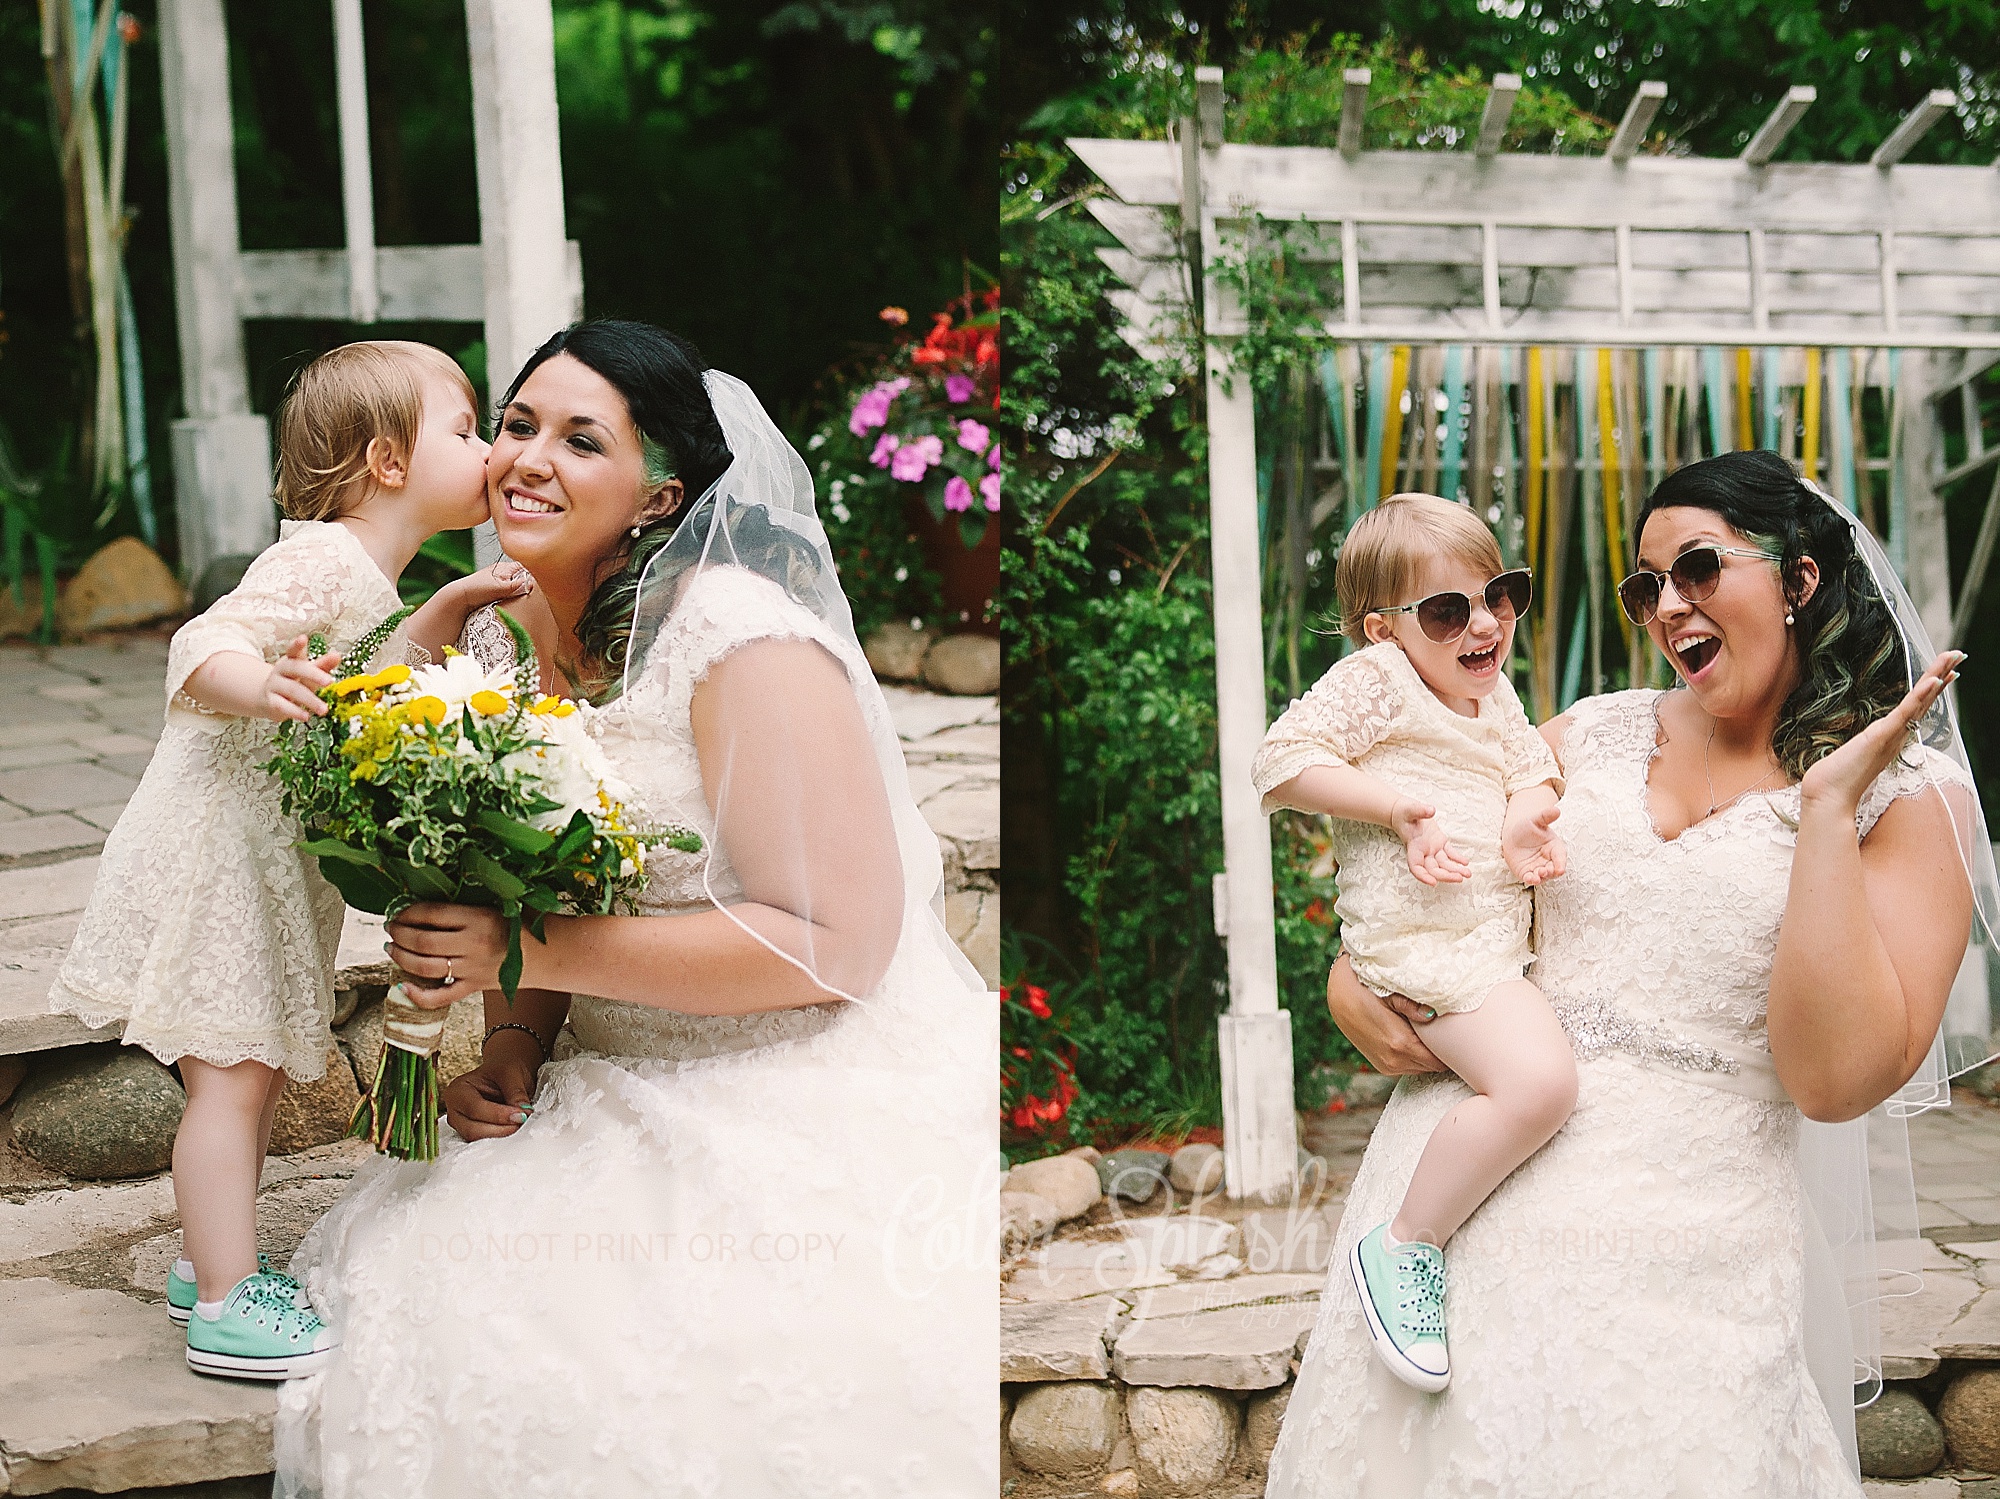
[163,528,359,730]
[1857,744,1975,841]
[1251,645,1403,815]
[653,566,856,698]
[458,605,521,673]
[1492,674,1564,796]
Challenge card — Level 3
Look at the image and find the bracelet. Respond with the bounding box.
[483,1022,551,1063]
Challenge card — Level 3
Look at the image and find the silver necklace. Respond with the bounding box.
[1703,717,1781,817]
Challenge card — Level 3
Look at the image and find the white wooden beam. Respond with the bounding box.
[332,0,378,323]
[1339,69,1370,159]
[158,0,272,582]
[1606,80,1667,163]
[1343,218,1361,328]
[1196,65,1224,149]
[1475,73,1520,159]
[235,242,584,324]
[1742,85,1816,168]
[1873,90,1957,168]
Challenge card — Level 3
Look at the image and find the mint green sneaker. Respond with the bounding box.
[1349,1222,1450,1391]
[166,1254,296,1325]
[185,1272,338,1381]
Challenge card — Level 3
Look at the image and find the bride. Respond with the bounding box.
[1269,451,1994,1497]
[274,321,996,1496]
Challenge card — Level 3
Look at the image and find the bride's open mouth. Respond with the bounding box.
[1673,631,1721,678]
[1458,641,1501,677]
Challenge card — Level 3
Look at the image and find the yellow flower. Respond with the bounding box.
[468,690,510,717]
[406,696,449,726]
[550,701,577,718]
[330,662,412,697]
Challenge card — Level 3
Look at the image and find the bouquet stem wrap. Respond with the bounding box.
[347,985,448,1161]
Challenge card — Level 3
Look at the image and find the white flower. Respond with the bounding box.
[523,702,635,832]
[393,654,518,724]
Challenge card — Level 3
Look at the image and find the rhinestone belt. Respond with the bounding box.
[1549,991,1741,1077]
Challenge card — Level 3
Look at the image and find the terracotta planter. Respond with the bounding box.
[906,496,999,636]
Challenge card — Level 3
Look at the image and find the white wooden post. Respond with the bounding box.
[332,0,380,324]
[158,0,274,582]
[466,0,578,565]
[1900,352,1954,646]
[1189,80,1299,1203]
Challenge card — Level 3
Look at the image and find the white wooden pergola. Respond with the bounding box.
[158,0,583,581]
[1072,69,2000,1200]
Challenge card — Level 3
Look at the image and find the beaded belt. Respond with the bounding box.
[1547,989,1792,1104]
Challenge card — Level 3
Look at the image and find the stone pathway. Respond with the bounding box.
[1001,1096,2000,1496]
[0,633,997,1495]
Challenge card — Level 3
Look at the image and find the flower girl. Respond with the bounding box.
[49,341,530,1378]
[1252,493,1576,1392]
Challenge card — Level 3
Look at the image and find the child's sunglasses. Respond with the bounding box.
[1372,569,1533,645]
[1616,545,1783,626]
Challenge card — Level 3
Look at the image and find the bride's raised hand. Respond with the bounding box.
[1799,650,1964,815]
[443,1044,538,1142]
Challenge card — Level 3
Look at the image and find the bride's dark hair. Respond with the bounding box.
[499,320,732,698]
[1635,449,1908,781]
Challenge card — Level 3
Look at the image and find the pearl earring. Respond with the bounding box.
[1785,611,1795,625]
[629,524,641,538]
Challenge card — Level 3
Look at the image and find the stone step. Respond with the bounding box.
[0,1277,275,1495]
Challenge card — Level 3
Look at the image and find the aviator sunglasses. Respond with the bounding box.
[1616,545,1783,626]
[1373,569,1533,644]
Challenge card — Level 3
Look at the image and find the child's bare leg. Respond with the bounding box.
[175,1057,277,1302]
[1389,980,1577,1249]
[255,1068,286,1176]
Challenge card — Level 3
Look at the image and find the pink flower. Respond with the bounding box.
[944,476,974,512]
[980,472,1001,511]
[945,373,977,404]
[956,418,991,453]
[987,442,1001,470]
[890,436,941,482]
[846,378,910,437]
[869,433,899,468]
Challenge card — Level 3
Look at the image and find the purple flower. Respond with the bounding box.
[890,440,934,482]
[956,419,991,453]
[945,373,977,404]
[846,378,911,437]
[944,476,975,512]
[980,472,1001,511]
[870,433,899,469]
[987,442,1001,470]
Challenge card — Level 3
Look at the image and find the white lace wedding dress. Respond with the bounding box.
[274,569,997,1497]
[1268,688,1956,1499]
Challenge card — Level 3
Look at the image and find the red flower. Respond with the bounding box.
[1024,985,1052,1019]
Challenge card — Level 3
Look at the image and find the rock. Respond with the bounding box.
[1937,1288,2000,1358]
[922,633,1001,695]
[1963,1062,2000,1102]
[1120,1215,1242,1271]
[1098,1148,1170,1203]
[1343,1070,1397,1107]
[0,1053,26,1108]
[1192,1252,1242,1279]
[944,887,999,987]
[1100,1470,1140,1496]
[192,553,256,615]
[1245,1384,1291,1473]
[1113,1300,1318,1391]
[1070,1145,1103,1166]
[1008,1381,1121,1476]
[267,1045,362,1155]
[1942,1368,2000,1473]
[1002,1296,1125,1382]
[863,621,935,682]
[1241,1205,1339,1274]
[1126,1386,1238,1496]
[1169,1141,1224,1196]
[1007,1153,1103,1222]
[0,1277,275,1492]
[57,538,188,635]
[0,581,47,640]
[1002,1191,1063,1256]
[1881,1269,1983,1379]
[13,1045,184,1179]
[1857,1388,1945,1478]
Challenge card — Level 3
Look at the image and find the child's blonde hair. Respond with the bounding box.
[273,341,476,521]
[1335,492,1504,641]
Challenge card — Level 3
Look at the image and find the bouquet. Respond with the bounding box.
[267,608,699,1159]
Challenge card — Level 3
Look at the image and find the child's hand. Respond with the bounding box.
[263,635,342,722]
[455,558,536,610]
[1390,797,1470,886]
[1503,801,1567,886]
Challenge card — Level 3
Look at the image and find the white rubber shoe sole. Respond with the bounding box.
[1348,1237,1450,1393]
[185,1340,339,1381]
